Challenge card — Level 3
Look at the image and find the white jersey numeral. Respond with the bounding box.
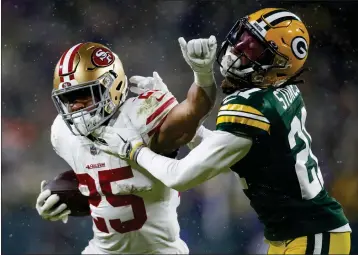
[239,88,261,99]
[288,106,324,199]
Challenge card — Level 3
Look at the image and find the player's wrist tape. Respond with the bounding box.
[194,71,215,87]
[129,142,146,161]
[194,71,217,103]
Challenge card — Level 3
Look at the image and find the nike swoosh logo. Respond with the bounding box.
[155,93,166,102]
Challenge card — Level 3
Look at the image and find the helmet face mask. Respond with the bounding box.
[217,8,309,92]
[52,43,128,136]
[52,71,128,136]
[217,17,288,88]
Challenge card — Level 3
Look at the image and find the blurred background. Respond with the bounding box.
[2,0,358,253]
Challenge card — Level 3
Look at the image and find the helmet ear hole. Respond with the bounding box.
[115,81,123,91]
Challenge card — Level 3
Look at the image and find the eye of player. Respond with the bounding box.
[59,86,102,113]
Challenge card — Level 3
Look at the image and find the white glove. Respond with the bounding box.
[129,71,169,95]
[35,180,71,223]
[178,35,217,86]
[92,118,145,161]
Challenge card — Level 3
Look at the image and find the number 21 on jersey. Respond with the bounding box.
[288,106,324,200]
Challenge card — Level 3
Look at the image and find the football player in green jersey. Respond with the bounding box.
[94,8,351,254]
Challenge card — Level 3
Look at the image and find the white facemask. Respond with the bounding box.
[220,46,255,79]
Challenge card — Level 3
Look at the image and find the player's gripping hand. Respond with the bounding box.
[92,117,145,161]
[129,71,169,95]
[178,35,217,86]
[35,180,71,223]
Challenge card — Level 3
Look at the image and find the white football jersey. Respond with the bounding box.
[51,90,189,254]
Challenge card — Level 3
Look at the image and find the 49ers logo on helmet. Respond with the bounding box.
[91,47,115,67]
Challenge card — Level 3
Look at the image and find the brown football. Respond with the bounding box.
[44,170,90,217]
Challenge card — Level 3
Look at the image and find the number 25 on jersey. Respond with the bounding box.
[77,167,147,234]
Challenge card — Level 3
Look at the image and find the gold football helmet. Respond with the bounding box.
[52,42,128,136]
[217,8,310,89]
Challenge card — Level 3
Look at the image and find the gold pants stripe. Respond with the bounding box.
[267,232,351,254]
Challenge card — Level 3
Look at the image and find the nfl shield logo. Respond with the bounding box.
[90,145,98,155]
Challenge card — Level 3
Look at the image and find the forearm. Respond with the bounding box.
[185,67,218,123]
[185,80,216,123]
[151,35,217,151]
[153,82,216,153]
[136,147,223,191]
[136,131,252,191]
[193,71,217,104]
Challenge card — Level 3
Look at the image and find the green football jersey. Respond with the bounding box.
[216,85,349,241]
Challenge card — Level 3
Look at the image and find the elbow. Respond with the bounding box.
[165,164,199,192]
[156,159,188,191]
[164,175,190,192]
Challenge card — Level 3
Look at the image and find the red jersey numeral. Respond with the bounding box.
[138,90,166,102]
[77,167,147,234]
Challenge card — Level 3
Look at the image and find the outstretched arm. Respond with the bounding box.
[93,125,252,191]
[150,36,218,153]
[135,131,252,191]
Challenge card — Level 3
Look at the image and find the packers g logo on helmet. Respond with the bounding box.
[217,8,310,88]
[291,36,308,60]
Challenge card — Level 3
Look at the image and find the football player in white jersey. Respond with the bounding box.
[35,37,217,254]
